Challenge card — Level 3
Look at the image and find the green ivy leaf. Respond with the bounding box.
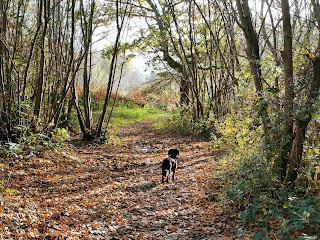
[252,228,269,240]
[310,212,320,223]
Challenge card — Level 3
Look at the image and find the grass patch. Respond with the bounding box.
[69,97,171,135]
[109,104,168,127]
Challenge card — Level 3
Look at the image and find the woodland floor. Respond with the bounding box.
[0,120,245,239]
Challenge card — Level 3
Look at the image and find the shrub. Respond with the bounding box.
[218,149,320,238]
[0,127,71,162]
[211,105,320,238]
[156,107,220,139]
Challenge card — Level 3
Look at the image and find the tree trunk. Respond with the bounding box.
[286,54,320,185]
[81,0,94,131]
[34,0,49,119]
[235,0,271,144]
[275,0,295,181]
[145,0,191,106]
[180,76,190,106]
[284,0,320,187]
[96,0,127,138]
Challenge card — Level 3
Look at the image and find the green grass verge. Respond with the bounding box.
[71,98,171,133]
[109,104,168,127]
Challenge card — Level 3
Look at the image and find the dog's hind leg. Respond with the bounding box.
[162,170,170,183]
[165,170,170,183]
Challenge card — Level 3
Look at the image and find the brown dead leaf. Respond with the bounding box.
[1,120,239,239]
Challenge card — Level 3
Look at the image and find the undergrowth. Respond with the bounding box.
[0,127,71,164]
[1,97,168,162]
[221,153,320,239]
[154,107,219,139]
[213,111,320,239]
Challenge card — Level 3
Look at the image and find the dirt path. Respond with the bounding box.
[1,121,241,239]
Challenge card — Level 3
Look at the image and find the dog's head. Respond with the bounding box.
[168,148,179,158]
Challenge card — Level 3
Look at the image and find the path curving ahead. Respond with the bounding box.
[3,120,240,239]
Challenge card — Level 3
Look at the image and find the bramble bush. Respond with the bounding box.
[214,109,320,239]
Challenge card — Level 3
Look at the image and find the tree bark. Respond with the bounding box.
[96,0,128,138]
[81,0,94,131]
[235,0,271,144]
[34,0,49,119]
[286,55,320,185]
[284,0,320,187]
[144,0,190,106]
[275,0,295,181]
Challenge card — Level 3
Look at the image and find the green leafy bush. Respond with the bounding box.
[156,107,220,138]
[213,104,320,238]
[51,128,71,143]
[219,148,320,239]
[158,109,194,135]
[0,127,71,161]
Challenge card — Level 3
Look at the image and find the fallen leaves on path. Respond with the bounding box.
[1,121,243,239]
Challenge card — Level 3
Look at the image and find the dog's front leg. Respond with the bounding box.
[166,171,170,183]
[172,170,175,181]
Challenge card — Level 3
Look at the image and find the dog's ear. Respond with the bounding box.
[174,149,179,156]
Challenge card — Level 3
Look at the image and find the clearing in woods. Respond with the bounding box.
[1,120,243,239]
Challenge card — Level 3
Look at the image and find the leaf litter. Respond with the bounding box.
[0,120,243,239]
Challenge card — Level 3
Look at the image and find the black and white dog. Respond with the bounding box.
[161,148,179,183]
